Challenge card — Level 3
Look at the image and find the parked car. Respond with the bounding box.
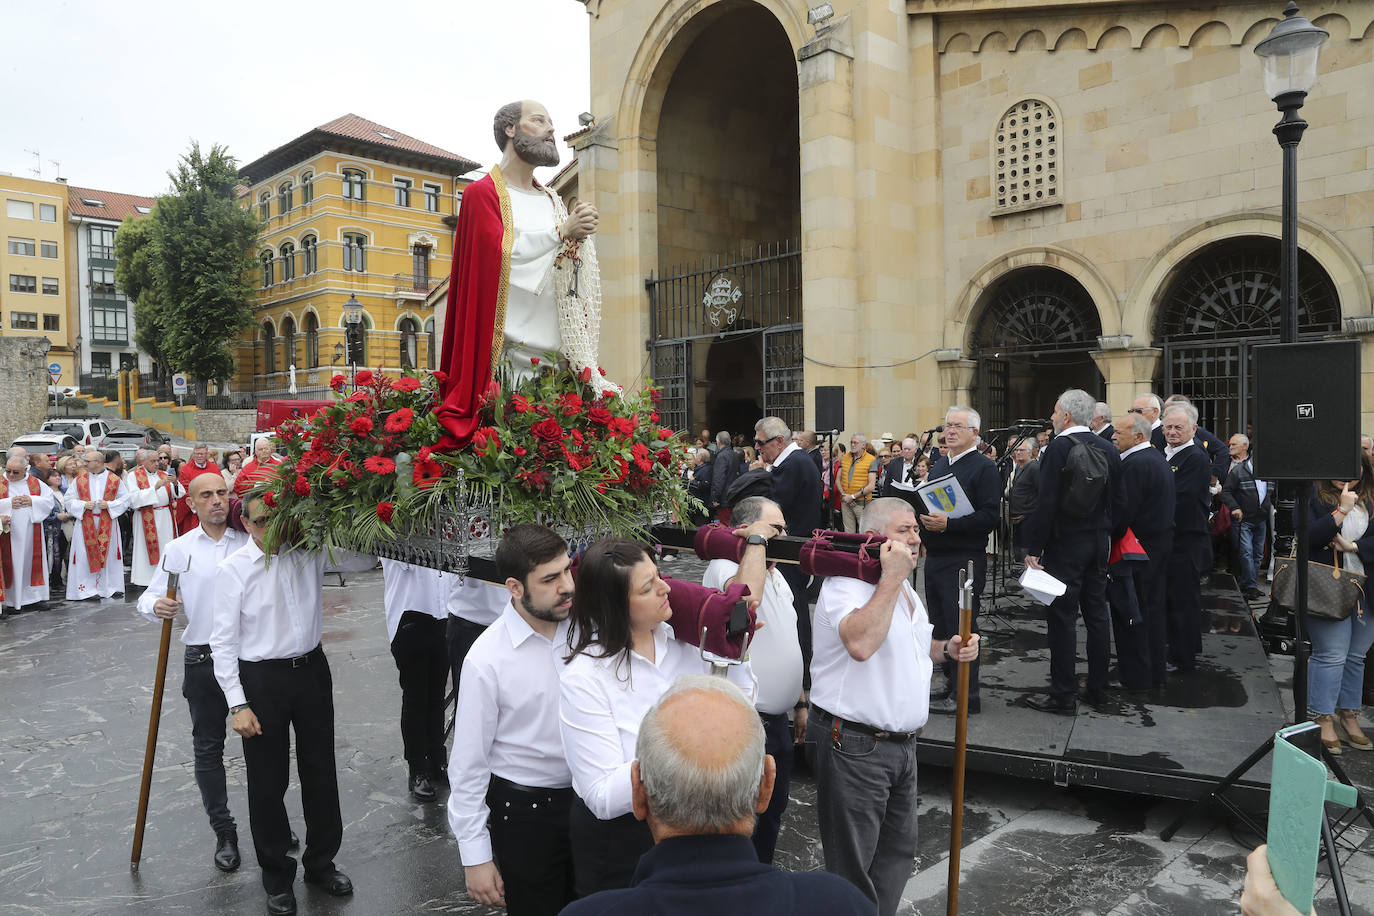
[9,433,80,457]
[40,417,111,446]
[99,427,169,462]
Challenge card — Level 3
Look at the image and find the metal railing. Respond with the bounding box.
[393,272,437,294]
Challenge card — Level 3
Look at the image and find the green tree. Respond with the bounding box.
[113,215,169,379]
[149,142,259,406]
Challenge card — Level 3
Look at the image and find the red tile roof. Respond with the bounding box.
[67,185,157,221]
[239,114,480,183]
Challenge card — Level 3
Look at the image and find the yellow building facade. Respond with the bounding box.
[1,174,76,383]
[235,115,478,395]
[572,0,1374,441]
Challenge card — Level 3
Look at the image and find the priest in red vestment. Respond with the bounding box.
[176,443,222,535]
[434,100,601,450]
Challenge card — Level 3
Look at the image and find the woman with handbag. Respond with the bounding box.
[1304,458,1374,754]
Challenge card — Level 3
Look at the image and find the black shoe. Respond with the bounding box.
[409,773,437,802]
[1081,689,1110,709]
[1026,693,1077,715]
[430,765,450,786]
[213,831,240,872]
[287,830,299,850]
[304,868,354,896]
[930,696,981,715]
[265,891,296,915]
[1244,588,1264,601]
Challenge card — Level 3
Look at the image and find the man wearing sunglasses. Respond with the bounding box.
[211,494,352,915]
[2,455,57,612]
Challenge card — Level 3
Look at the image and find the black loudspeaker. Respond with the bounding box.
[1253,340,1361,481]
[815,385,844,433]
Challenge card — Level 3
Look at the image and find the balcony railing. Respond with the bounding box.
[393,273,436,295]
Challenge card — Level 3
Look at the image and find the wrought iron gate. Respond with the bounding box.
[645,241,802,434]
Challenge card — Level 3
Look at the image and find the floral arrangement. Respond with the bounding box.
[260,357,697,556]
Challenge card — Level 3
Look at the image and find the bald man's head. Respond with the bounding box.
[632,676,773,839]
[188,472,230,529]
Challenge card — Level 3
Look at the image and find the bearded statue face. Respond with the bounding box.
[510,103,561,168]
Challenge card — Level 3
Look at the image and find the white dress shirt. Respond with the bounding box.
[210,540,326,708]
[1164,439,1195,461]
[810,575,933,733]
[702,559,802,715]
[137,524,249,645]
[381,560,450,642]
[770,440,801,469]
[447,604,572,866]
[558,622,754,819]
[448,575,507,626]
[1121,442,1154,460]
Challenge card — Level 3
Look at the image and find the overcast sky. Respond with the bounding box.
[2,0,592,195]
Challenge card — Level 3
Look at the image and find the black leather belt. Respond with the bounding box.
[244,644,323,669]
[489,774,572,797]
[812,704,917,743]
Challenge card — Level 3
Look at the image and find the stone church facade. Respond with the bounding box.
[570,0,1374,440]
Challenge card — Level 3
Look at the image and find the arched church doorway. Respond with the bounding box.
[969,267,1105,430]
[1154,236,1340,439]
[645,2,801,434]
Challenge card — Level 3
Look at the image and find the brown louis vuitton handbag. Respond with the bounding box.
[1271,548,1364,622]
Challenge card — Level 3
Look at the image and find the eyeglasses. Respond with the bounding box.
[246,515,270,526]
[4,469,25,476]
[1127,408,1146,414]
[754,436,779,448]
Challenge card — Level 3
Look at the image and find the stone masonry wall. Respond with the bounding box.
[194,409,258,446]
[0,338,54,445]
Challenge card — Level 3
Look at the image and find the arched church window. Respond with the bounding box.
[993,98,1059,215]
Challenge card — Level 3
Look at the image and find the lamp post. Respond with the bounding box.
[1255,2,1328,721]
[342,293,363,389]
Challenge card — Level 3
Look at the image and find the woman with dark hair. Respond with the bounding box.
[1305,453,1374,754]
[559,538,753,895]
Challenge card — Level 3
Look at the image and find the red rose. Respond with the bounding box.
[649,411,660,424]
[413,458,443,489]
[348,416,374,435]
[558,392,584,416]
[364,455,396,474]
[531,418,564,442]
[394,376,421,392]
[511,394,532,414]
[658,428,673,440]
[472,426,501,454]
[294,476,310,496]
[376,501,395,522]
[330,374,346,391]
[656,448,673,467]
[354,369,374,385]
[587,407,612,426]
[431,369,448,383]
[579,367,592,384]
[384,408,414,433]
[514,446,527,457]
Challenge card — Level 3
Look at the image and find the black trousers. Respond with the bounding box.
[778,565,812,690]
[238,646,342,895]
[487,777,575,916]
[390,611,449,773]
[924,551,985,696]
[1043,531,1111,699]
[182,645,235,836]
[1135,534,1172,688]
[568,796,652,896]
[752,711,793,864]
[1166,531,1208,671]
[446,614,489,703]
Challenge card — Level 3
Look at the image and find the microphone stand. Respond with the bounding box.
[981,429,1033,629]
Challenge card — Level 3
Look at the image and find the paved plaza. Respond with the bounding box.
[1,559,1370,915]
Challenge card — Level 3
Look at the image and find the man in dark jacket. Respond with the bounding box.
[1022,389,1125,714]
[1221,433,1271,601]
[1112,413,1176,689]
[710,431,743,524]
[1154,395,1229,482]
[560,677,872,916]
[880,436,923,515]
[1162,403,1213,673]
[918,408,1000,713]
[1006,437,1040,561]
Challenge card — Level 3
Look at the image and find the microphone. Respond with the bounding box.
[923,425,945,435]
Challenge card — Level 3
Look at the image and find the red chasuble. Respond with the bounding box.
[434,167,516,450]
[0,475,45,594]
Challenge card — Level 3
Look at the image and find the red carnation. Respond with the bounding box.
[530,356,540,366]
[514,446,527,457]
[417,446,432,462]
[330,374,346,391]
[348,416,374,435]
[364,455,396,474]
[511,393,532,414]
[264,491,278,508]
[413,458,444,489]
[649,411,660,424]
[394,376,421,392]
[376,501,395,523]
[384,408,414,433]
[531,418,564,442]
[293,476,311,496]
[558,392,584,416]
[658,428,673,440]
[579,366,592,384]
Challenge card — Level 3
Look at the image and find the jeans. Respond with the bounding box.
[751,711,794,864]
[1232,519,1267,591]
[811,708,918,916]
[1307,604,1374,714]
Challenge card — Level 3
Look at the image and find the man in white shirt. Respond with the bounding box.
[138,472,249,872]
[448,524,576,916]
[380,560,452,802]
[65,449,131,601]
[809,497,978,916]
[2,454,56,612]
[211,493,351,916]
[125,448,178,588]
[700,496,804,865]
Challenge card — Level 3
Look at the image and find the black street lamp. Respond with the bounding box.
[342,293,364,387]
[1255,2,1328,721]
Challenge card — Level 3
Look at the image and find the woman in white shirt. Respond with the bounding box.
[559,538,752,895]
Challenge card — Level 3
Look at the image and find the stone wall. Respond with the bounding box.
[195,409,258,446]
[0,338,54,445]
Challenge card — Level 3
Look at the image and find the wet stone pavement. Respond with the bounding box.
[0,555,1370,915]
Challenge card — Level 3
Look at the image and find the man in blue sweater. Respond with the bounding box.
[560,676,873,916]
[918,406,1001,713]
